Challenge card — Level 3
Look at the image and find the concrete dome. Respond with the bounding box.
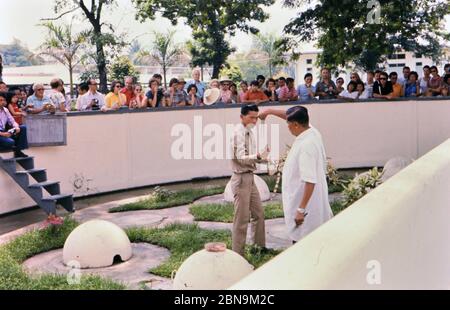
[224,175,271,202]
[173,243,254,290]
[63,220,132,269]
[382,157,414,182]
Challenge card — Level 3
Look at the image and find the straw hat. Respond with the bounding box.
[203,88,221,105]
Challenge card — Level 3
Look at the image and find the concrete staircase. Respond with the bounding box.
[0,153,74,215]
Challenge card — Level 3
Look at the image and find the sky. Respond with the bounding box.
[0,0,300,53]
[0,0,449,54]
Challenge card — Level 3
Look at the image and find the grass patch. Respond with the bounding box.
[110,186,225,213]
[127,223,280,278]
[190,203,284,223]
[0,218,125,290]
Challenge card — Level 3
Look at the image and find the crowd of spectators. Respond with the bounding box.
[0,65,449,117]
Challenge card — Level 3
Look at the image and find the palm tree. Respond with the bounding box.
[138,30,183,89]
[252,32,286,77]
[39,20,88,96]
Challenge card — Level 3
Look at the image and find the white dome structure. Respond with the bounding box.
[173,243,254,290]
[224,175,271,202]
[63,220,132,269]
[382,157,414,182]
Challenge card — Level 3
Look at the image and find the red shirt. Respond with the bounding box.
[8,103,23,125]
[243,90,269,102]
[120,88,135,106]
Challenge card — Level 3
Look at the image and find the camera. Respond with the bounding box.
[8,128,16,135]
[92,99,100,111]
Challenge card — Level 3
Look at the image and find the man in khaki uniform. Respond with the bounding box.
[230,104,270,256]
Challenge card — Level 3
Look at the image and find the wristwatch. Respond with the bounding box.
[297,208,306,214]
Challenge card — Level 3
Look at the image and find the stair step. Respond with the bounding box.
[29,181,60,188]
[3,156,34,163]
[42,194,73,202]
[16,168,47,182]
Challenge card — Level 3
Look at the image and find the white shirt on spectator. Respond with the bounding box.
[282,127,333,241]
[48,89,66,111]
[356,90,370,99]
[339,90,359,99]
[78,91,105,111]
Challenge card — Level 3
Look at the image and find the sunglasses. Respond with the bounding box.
[36,88,45,91]
[115,85,122,88]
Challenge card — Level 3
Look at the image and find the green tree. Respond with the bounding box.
[49,0,126,93]
[109,56,140,84]
[133,0,275,78]
[220,64,243,84]
[282,0,450,71]
[252,32,286,77]
[137,30,183,89]
[39,21,88,96]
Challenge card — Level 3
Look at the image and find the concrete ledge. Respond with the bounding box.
[230,139,450,290]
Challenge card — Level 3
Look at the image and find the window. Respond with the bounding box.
[415,53,423,58]
[307,68,312,72]
[416,62,422,66]
[389,64,398,68]
[306,59,312,64]
[388,54,406,60]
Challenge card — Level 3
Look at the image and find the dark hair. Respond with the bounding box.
[5,91,18,104]
[148,78,160,87]
[304,73,313,80]
[380,72,388,79]
[287,106,309,126]
[89,79,98,86]
[430,66,438,72]
[50,79,61,89]
[286,77,295,84]
[78,82,89,93]
[240,80,248,86]
[250,80,259,87]
[0,92,6,100]
[187,84,198,93]
[169,78,179,87]
[375,70,382,74]
[423,65,430,70]
[444,64,450,70]
[110,80,122,92]
[0,81,6,86]
[409,71,419,80]
[152,74,163,80]
[278,77,286,82]
[356,81,365,91]
[241,104,259,116]
[265,78,276,87]
[403,66,411,71]
[443,74,450,84]
[336,77,344,83]
[347,81,357,90]
[366,70,374,75]
[257,75,265,81]
[389,72,398,79]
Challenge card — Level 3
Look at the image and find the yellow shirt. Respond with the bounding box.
[105,92,127,109]
[391,83,403,98]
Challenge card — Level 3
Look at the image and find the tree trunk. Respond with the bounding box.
[96,40,108,94]
[212,63,221,79]
[68,64,74,99]
[163,64,167,90]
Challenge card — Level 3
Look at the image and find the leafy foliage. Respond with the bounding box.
[133,0,275,78]
[109,56,140,84]
[341,167,384,207]
[282,0,450,71]
[252,32,287,77]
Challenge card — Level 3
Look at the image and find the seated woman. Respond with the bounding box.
[130,83,146,109]
[6,92,25,125]
[355,81,370,99]
[144,78,165,108]
[103,81,127,111]
[264,78,279,102]
[335,77,345,94]
[186,84,202,106]
[338,81,358,100]
[404,71,421,97]
[442,74,450,97]
[426,66,443,97]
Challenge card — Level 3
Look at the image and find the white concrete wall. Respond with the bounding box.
[1,99,450,215]
[231,139,450,289]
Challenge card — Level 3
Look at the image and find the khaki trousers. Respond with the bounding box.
[231,173,266,256]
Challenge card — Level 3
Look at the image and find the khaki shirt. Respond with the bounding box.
[231,124,262,174]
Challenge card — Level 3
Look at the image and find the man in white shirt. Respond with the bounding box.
[259,106,333,243]
[78,79,105,111]
[48,78,67,112]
